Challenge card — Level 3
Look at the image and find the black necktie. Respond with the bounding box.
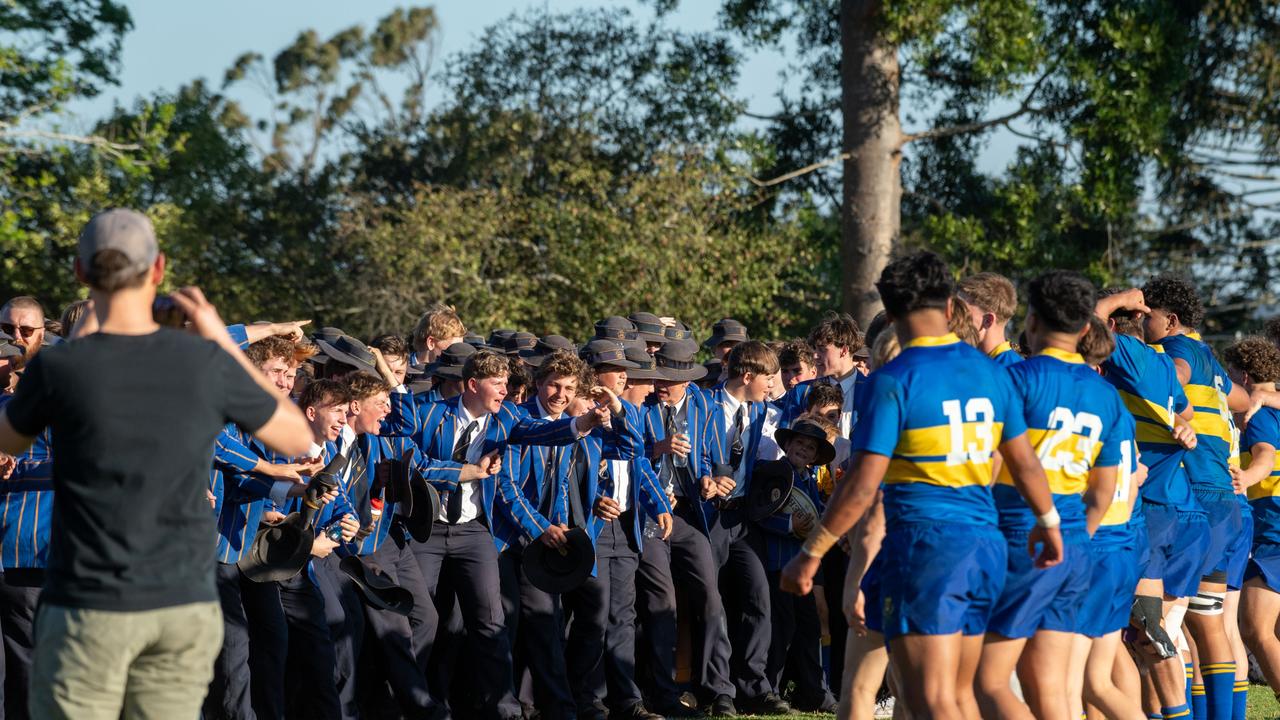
[566,443,587,528]
[663,404,676,437]
[730,404,746,471]
[447,420,479,523]
[537,446,559,518]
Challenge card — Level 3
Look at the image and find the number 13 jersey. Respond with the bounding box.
[851,333,1027,527]
[994,347,1127,533]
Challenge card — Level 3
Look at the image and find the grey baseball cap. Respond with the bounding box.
[78,209,158,276]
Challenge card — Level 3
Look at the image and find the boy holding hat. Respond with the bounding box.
[754,414,839,712]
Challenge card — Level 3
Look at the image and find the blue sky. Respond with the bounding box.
[70,0,792,125]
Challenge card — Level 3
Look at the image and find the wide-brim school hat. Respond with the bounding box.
[579,339,640,370]
[746,460,795,522]
[308,327,347,364]
[664,320,694,343]
[702,318,749,349]
[383,450,441,543]
[520,335,576,367]
[501,332,538,358]
[424,342,476,380]
[774,420,836,467]
[314,335,380,377]
[628,312,667,343]
[523,527,596,594]
[593,316,637,342]
[237,513,314,583]
[653,343,708,382]
[339,556,416,616]
[463,332,489,349]
[623,346,665,381]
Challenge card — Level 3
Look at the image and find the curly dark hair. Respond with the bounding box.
[1223,336,1280,384]
[807,312,862,352]
[1142,275,1204,329]
[806,382,844,411]
[875,252,954,318]
[1264,317,1280,348]
[1027,270,1096,334]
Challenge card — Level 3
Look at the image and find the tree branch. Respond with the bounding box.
[0,126,142,157]
[744,151,851,188]
[900,67,1056,146]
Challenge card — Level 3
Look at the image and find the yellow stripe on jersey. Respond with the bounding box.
[884,457,997,489]
[1184,384,1233,443]
[885,422,1005,488]
[1242,449,1280,500]
[1100,441,1136,526]
[1117,389,1173,430]
[996,426,1102,495]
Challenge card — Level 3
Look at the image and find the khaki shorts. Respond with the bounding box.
[29,601,222,720]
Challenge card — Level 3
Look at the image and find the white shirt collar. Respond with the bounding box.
[535,397,561,420]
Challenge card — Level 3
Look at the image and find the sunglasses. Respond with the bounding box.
[0,323,41,338]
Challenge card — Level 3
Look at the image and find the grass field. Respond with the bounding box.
[741,683,1280,719]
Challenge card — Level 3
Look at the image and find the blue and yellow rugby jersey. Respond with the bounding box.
[989,341,1023,368]
[994,348,1125,533]
[851,334,1026,526]
[1242,407,1280,544]
[1094,412,1141,545]
[1159,334,1235,492]
[1101,333,1194,509]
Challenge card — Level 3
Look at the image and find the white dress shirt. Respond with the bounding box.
[437,403,489,523]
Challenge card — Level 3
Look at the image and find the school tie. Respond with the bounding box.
[537,446,560,518]
[730,404,746,471]
[446,421,479,524]
[565,443,587,528]
[663,404,676,437]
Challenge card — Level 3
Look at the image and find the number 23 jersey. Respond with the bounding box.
[851,333,1027,527]
[994,348,1127,533]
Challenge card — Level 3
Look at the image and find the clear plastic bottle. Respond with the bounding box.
[671,415,689,468]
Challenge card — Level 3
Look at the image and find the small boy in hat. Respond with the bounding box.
[754,415,839,712]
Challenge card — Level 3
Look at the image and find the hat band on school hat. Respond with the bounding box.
[587,348,627,364]
[633,320,664,336]
[656,356,696,371]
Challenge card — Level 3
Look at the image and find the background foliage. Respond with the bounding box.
[4,1,1280,339]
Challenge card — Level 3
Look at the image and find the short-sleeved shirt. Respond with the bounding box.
[1101,333,1194,509]
[3,330,278,612]
[1243,407,1280,544]
[994,348,1126,533]
[1159,334,1236,492]
[851,334,1027,527]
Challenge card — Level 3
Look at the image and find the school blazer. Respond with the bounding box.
[641,393,714,533]
[411,396,583,553]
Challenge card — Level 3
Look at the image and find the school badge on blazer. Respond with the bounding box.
[237,513,314,583]
[523,526,596,594]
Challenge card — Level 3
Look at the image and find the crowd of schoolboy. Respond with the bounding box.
[7,250,1280,720]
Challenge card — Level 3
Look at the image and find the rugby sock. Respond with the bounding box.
[1191,682,1206,719]
[1233,680,1248,720]
[1201,662,1236,720]
[1161,703,1191,719]
[1185,663,1195,714]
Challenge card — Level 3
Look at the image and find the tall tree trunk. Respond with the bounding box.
[840,0,901,328]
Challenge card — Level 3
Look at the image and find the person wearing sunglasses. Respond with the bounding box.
[0,298,45,362]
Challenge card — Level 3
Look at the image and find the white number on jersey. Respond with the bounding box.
[942,398,995,466]
[1039,406,1103,475]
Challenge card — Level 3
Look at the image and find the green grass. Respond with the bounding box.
[744,685,1280,719]
[1253,683,1280,719]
